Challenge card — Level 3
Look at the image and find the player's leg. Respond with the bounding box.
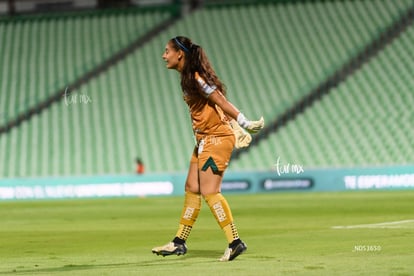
[199,167,247,261]
[152,159,201,256]
[173,162,201,244]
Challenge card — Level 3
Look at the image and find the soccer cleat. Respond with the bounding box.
[219,241,247,262]
[152,242,187,257]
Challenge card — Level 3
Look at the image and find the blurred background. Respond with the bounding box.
[0,0,413,184]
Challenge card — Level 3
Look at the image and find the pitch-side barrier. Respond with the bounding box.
[1,165,413,200]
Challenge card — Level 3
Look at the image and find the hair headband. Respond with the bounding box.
[174,37,190,53]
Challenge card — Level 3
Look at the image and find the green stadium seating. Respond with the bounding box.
[0,10,171,126]
[231,23,414,170]
[0,0,413,177]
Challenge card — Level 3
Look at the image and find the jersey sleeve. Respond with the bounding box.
[195,72,217,98]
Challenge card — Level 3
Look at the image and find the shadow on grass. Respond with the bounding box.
[1,250,225,274]
[1,263,137,275]
[140,249,224,266]
[187,249,223,259]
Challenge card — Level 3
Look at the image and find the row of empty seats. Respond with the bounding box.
[0,0,413,177]
[230,22,414,170]
[0,9,171,125]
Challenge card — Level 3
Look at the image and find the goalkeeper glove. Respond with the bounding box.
[229,119,252,149]
[237,113,265,134]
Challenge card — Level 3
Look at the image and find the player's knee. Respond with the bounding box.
[200,188,220,197]
[185,181,200,194]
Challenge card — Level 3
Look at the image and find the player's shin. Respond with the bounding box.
[173,191,201,244]
[204,193,240,244]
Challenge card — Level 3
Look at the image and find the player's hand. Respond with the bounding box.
[245,116,264,134]
[229,120,252,149]
[237,113,265,134]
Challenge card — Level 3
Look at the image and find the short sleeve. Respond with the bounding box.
[195,73,217,98]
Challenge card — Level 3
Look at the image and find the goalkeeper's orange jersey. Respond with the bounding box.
[183,72,234,140]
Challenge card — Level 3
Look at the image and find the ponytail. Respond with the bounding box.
[189,44,202,74]
[170,36,226,97]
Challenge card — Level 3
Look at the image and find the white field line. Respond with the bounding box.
[332,219,414,229]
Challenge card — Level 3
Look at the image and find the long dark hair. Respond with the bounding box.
[170,36,226,97]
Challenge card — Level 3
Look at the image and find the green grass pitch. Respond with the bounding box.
[1,191,413,275]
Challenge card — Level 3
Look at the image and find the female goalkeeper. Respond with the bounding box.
[152,36,264,262]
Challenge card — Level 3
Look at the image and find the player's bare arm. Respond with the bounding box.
[208,90,265,133]
[208,90,240,120]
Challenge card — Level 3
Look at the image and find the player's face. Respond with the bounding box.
[162,43,184,71]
